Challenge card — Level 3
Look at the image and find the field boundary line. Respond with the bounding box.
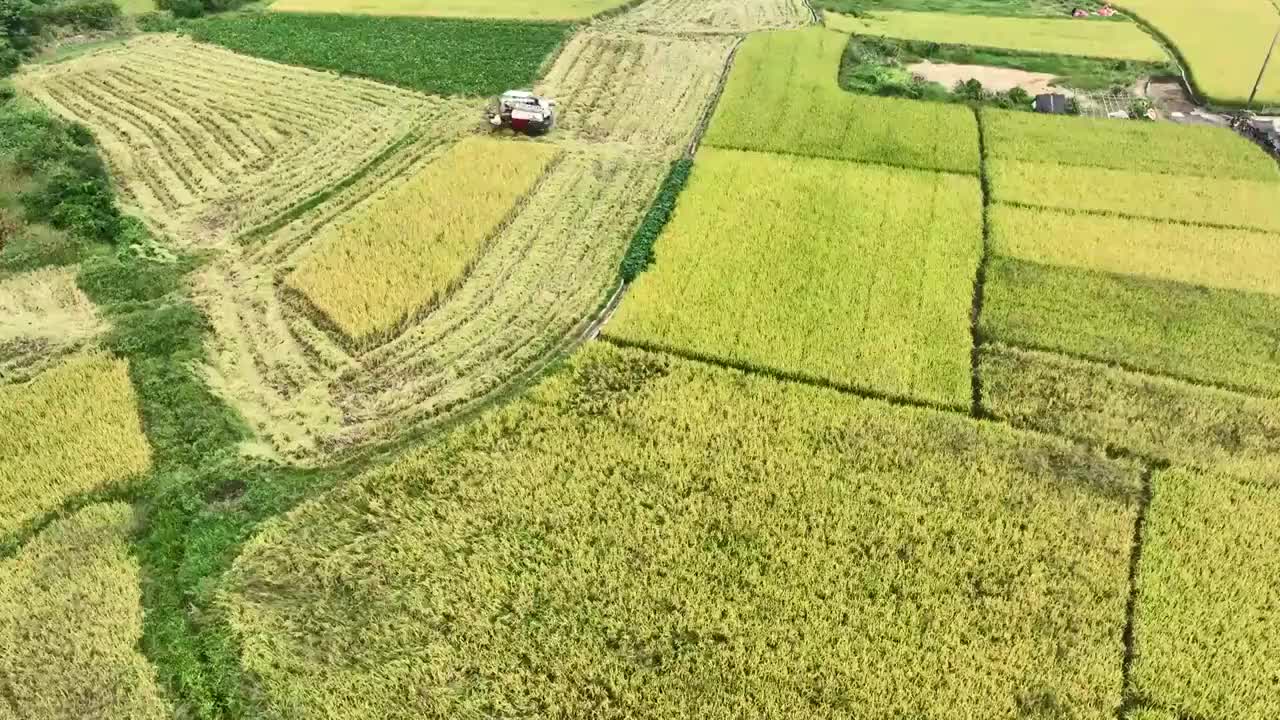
[703,141,983,178]
[599,334,967,414]
[1118,463,1162,717]
[687,36,745,158]
[992,199,1280,236]
[984,338,1279,401]
[970,106,992,419]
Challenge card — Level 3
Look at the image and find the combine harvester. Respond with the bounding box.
[488,90,556,135]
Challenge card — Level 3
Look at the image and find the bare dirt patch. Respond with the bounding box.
[908,60,1069,96]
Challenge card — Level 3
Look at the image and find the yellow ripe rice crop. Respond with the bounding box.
[990,204,1280,297]
[981,108,1279,181]
[222,343,1141,720]
[287,137,559,348]
[827,10,1167,62]
[0,503,172,720]
[703,28,981,174]
[269,0,631,20]
[0,354,152,538]
[607,147,982,410]
[988,160,1280,233]
[1132,467,1280,719]
[1115,0,1280,105]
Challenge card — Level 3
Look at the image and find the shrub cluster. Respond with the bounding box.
[619,157,691,282]
[0,0,119,77]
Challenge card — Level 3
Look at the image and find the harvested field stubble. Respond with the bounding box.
[0,504,171,720]
[222,343,1141,720]
[981,108,1279,180]
[988,159,1280,232]
[979,344,1280,480]
[0,267,104,382]
[607,148,982,409]
[15,34,471,246]
[1132,467,1280,718]
[287,138,560,348]
[0,354,152,538]
[604,0,810,33]
[704,28,981,173]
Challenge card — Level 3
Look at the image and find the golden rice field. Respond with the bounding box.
[536,32,736,154]
[989,204,1280,297]
[15,34,471,246]
[606,147,982,410]
[287,137,560,347]
[604,0,810,33]
[0,267,104,383]
[269,0,632,19]
[826,10,1167,62]
[1115,0,1280,105]
[988,160,1280,232]
[0,503,171,720]
[0,355,152,537]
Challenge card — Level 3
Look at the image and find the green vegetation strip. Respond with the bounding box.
[981,108,1280,181]
[186,13,573,96]
[980,256,1280,398]
[826,10,1167,62]
[0,504,172,720]
[222,342,1141,719]
[980,344,1280,481]
[607,147,982,410]
[619,157,692,282]
[1132,467,1280,717]
[703,27,980,174]
[266,0,634,20]
[988,159,1280,233]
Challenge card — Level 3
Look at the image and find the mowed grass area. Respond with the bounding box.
[981,109,1279,180]
[826,10,1167,62]
[1132,468,1280,718]
[288,138,558,348]
[0,504,172,720]
[988,160,1280,232]
[222,343,1141,720]
[0,354,152,538]
[606,148,982,409]
[188,13,573,96]
[1115,0,1280,105]
[269,0,631,19]
[980,344,1280,481]
[703,28,980,174]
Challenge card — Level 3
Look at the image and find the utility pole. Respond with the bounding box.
[1247,26,1280,109]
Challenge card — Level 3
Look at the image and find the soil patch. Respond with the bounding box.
[908,60,1069,95]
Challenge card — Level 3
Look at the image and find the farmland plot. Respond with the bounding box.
[988,160,1280,232]
[0,267,104,383]
[222,343,1141,720]
[0,355,152,538]
[536,32,735,154]
[268,0,630,19]
[1132,468,1280,719]
[827,10,1167,61]
[15,34,473,245]
[981,108,1279,180]
[980,344,1280,481]
[604,0,810,33]
[0,504,171,720]
[703,28,981,173]
[606,148,982,410]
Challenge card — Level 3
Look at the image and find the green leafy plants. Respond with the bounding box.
[619,157,692,282]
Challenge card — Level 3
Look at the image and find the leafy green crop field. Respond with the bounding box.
[187,13,573,96]
[703,28,980,173]
[990,204,1280,297]
[982,109,1280,180]
[606,147,982,409]
[1132,467,1280,718]
[989,160,1280,232]
[980,344,1280,481]
[268,0,631,19]
[980,257,1280,398]
[826,10,1167,61]
[0,504,172,720]
[223,343,1141,720]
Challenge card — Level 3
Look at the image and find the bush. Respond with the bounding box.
[134,10,178,31]
[21,163,121,241]
[163,0,203,18]
[0,37,19,77]
[31,0,119,31]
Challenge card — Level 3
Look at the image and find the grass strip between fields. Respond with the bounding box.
[220,341,1141,719]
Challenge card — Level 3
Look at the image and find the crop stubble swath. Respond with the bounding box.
[603,0,810,33]
[703,27,981,174]
[826,10,1167,61]
[0,267,105,383]
[0,354,152,538]
[606,147,982,410]
[15,34,470,246]
[0,504,172,720]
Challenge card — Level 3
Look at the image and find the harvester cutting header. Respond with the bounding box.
[488,90,556,135]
